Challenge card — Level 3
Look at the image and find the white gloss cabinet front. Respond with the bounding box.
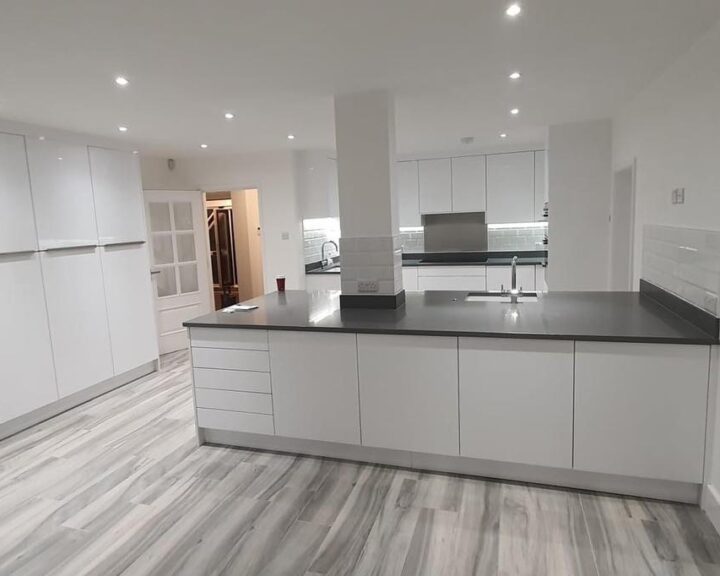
[0,132,37,254]
[26,138,97,250]
[0,253,57,424]
[100,244,158,375]
[41,247,114,398]
[269,330,361,444]
[459,338,574,468]
[89,147,147,245]
[357,333,459,456]
[574,341,709,483]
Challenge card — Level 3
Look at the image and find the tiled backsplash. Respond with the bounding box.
[303,218,340,265]
[643,224,720,315]
[399,228,425,253]
[488,223,548,251]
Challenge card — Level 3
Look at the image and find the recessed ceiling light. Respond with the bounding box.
[132,150,139,155]
[509,71,521,80]
[118,125,128,132]
[200,143,208,149]
[115,76,129,87]
[57,156,63,161]
[224,112,235,120]
[506,3,522,17]
[38,136,45,141]
[510,108,520,116]
[287,134,295,140]
[500,133,508,138]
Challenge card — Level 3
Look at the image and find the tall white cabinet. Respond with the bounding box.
[486,151,535,224]
[0,253,57,423]
[26,138,98,250]
[89,147,147,244]
[0,132,37,254]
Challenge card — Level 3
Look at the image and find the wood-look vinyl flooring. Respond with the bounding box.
[1,351,720,575]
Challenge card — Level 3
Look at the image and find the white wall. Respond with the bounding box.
[140,152,305,292]
[547,119,612,291]
[613,19,720,523]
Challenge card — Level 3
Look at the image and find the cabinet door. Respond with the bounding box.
[397,161,421,227]
[486,152,534,224]
[270,331,360,444]
[0,132,37,254]
[41,248,114,397]
[401,266,418,291]
[486,266,535,292]
[417,276,486,291]
[574,342,709,483]
[89,147,146,245]
[534,151,547,221]
[101,244,159,375]
[451,156,486,212]
[0,253,57,424]
[418,159,451,214]
[459,338,573,468]
[27,138,97,250]
[305,273,341,292]
[358,334,459,456]
[535,265,548,292]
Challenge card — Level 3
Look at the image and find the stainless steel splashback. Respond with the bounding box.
[422,212,487,252]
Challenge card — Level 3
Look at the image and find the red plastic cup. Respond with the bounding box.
[276,275,286,292]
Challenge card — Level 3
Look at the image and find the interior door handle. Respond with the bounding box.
[150,270,161,275]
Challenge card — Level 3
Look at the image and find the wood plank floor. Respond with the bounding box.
[2,351,720,576]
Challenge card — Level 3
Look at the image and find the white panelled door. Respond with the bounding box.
[144,190,212,354]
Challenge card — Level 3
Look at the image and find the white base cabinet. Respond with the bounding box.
[270,331,360,444]
[486,265,535,292]
[100,244,158,375]
[417,266,486,292]
[305,273,341,292]
[574,341,709,483]
[402,267,418,291]
[41,248,114,398]
[459,338,573,468]
[0,254,57,424]
[357,334,459,456]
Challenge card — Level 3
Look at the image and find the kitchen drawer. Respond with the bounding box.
[192,347,270,372]
[193,368,271,394]
[418,276,487,291]
[190,327,268,350]
[197,408,275,435]
[417,266,486,277]
[195,388,273,415]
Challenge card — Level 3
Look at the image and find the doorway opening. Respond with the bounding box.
[205,189,264,310]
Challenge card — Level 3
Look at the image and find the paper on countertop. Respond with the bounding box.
[223,304,259,313]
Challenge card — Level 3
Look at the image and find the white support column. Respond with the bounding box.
[334,90,404,308]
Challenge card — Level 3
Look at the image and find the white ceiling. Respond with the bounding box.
[1,0,719,157]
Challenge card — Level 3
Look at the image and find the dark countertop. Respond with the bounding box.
[184,289,717,345]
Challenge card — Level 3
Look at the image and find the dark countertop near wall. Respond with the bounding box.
[184,287,718,345]
[306,250,548,274]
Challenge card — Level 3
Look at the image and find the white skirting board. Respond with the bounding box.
[202,428,701,504]
[702,484,720,535]
[0,359,158,441]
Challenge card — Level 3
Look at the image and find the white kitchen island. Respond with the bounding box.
[185,288,718,503]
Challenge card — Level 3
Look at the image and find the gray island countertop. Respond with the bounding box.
[184,289,718,345]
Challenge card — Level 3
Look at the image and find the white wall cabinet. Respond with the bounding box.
[26,138,97,250]
[0,254,57,424]
[357,334,459,456]
[270,331,360,444]
[574,341,709,483]
[89,147,147,245]
[534,150,547,221]
[418,158,452,214]
[0,132,37,254]
[41,247,114,398]
[486,152,534,224]
[397,161,421,227]
[100,244,158,375]
[451,155,486,213]
[486,265,535,292]
[459,338,573,468]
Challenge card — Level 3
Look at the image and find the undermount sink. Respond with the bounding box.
[465,291,539,303]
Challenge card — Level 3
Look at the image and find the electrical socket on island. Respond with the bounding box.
[358,279,379,293]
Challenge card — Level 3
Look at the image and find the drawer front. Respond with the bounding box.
[190,327,268,350]
[195,388,273,415]
[193,368,271,394]
[197,408,275,435]
[192,347,270,372]
[418,276,487,291]
[417,266,486,277]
